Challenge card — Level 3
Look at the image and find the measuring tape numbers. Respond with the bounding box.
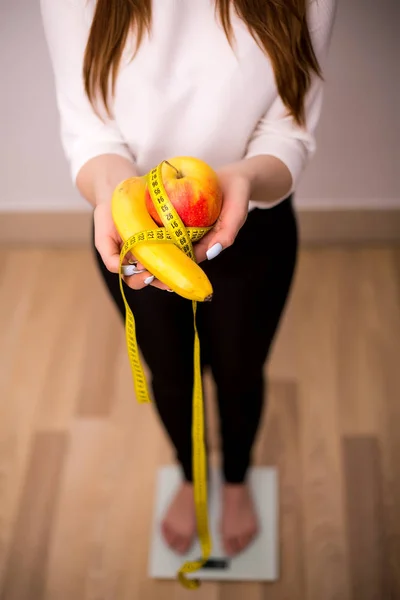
[117,160,212,589]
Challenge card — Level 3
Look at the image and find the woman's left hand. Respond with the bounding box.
[193,165,251,264]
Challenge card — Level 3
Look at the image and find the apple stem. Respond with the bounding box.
[164,160,183,179]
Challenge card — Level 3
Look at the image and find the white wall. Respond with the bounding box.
[0,0,398,213]
[299,0,399,209]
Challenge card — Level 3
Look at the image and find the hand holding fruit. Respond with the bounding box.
[93,200,172,292]
[112,156,225,300]
[111,156,251,299]
[191,163,251,264]
[97,154,252,298]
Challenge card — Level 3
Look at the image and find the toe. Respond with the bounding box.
[170,534,183,553]
[161,520,169,541]
[161,522,175,549]
[231,537,243,556]
[174,535,190,554]
[222,535,230,555]
[224,536,239,556]
[238,533,253,552]
[168,532,182,552]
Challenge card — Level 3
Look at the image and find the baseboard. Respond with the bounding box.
[0,211,94,247]
[298,209,400,244]
[1,208,399,247]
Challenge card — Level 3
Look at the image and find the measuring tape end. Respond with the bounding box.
[178,572,200,590]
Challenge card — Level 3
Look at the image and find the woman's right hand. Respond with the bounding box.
[93,200,170,291]
[75,154,170,291]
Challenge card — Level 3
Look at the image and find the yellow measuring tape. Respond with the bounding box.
[117,161,212,589]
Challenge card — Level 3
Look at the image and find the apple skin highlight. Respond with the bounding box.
[144,157,222,228]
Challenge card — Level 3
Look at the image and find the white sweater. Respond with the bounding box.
[40,0,336,209]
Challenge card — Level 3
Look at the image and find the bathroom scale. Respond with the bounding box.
[148,465,279,582]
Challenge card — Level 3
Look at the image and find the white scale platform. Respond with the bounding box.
[148,465,279,582]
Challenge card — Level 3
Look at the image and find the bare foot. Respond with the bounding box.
[161,482,197,554]
[220,483,259,556]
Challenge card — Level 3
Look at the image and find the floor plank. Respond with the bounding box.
[75,263,123,418]
[0,251,46,587]
[35,251,95,430]
[343,436,386,600]
[219,581,262,599]
[336,249,387,436]
[364,249,400,598]
[43,418,162,600]
[256,380,306,600]
[292,250,352,600]
[1,432,68,600]
[0,250,81,590]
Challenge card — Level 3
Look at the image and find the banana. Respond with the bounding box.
[111,175,213,302]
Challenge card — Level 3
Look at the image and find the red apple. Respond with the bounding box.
[145,156,222,228]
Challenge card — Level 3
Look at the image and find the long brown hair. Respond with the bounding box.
[84,0,322,126]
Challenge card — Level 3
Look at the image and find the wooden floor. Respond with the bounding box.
[0,245,399,600]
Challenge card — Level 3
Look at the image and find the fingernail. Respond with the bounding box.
[144,275,155,285]
[206,243,223,260]
[121,264,139,276]
[166,289,174,293]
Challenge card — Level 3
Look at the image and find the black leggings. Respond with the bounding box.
[92,198,298,483]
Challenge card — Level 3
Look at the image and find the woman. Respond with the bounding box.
[41,0,336,557]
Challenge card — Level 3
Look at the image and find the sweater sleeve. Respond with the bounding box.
[244,0,337,193]
[40,0,135,184]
